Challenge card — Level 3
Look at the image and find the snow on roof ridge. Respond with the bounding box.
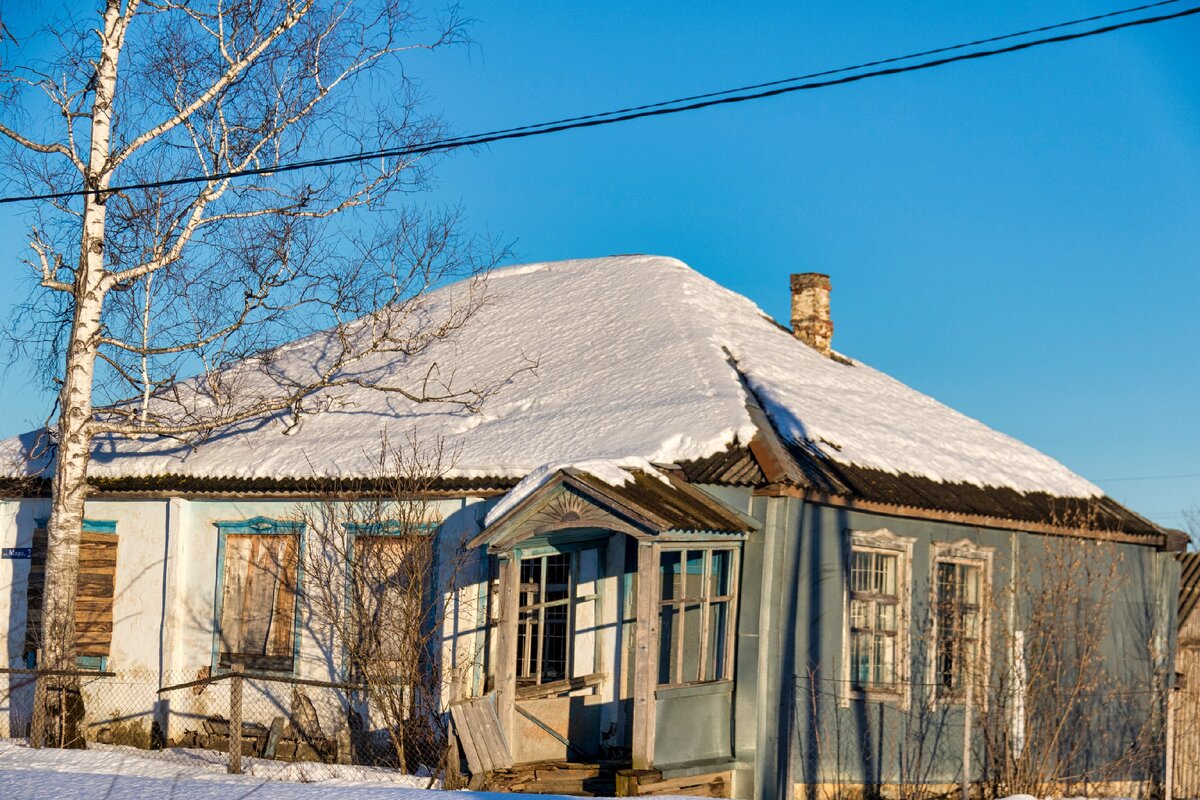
[482,253,688,282]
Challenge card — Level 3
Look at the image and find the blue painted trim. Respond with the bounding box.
[23,652,107,672]
[33,518,117,534]
[340,518,440,683]
[344,521,435,536]
[211,517,306,677]
[215,516,305,534]
[76,655,107,672]
[513,536,608,558]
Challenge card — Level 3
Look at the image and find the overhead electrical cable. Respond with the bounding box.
[1097,471,1200,482]
[425,0,1187,141]
[1,1,1197,205]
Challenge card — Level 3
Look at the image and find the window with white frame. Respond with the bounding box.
[845,529,914,699]
[850,549,899,689]
[931,540,992,703]
[658,546,738,687]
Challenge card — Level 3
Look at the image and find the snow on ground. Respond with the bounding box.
[0,256,1101,498]
[0,739,706,799]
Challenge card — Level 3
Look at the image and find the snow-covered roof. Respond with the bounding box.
[0,255,1101,499]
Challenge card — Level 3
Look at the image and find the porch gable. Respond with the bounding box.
[469,468,757,552]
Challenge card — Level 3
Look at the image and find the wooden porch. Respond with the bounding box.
[453,467,755,798]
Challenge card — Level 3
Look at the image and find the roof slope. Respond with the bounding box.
[1,255,1104,502]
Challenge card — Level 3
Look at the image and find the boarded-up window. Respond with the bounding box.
[351,535,425,683]
[218,533,299,672]
[25,526,119,663]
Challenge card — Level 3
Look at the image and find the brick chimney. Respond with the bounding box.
[790,273,832,357]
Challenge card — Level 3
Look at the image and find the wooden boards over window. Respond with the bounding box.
[218,533,299,672]
[25,525,119,661]
[351,534,422,680]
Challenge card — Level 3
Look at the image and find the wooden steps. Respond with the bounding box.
[482,760,732,797]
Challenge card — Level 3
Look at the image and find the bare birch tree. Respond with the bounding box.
[297,435,483,781]
[979,531,1166,799]
[0,0,501,746]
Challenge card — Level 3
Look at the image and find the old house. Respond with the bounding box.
[1171,552,1200,799]
[0,256,1185,798]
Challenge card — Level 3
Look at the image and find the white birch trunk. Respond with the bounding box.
[39,4,125,741]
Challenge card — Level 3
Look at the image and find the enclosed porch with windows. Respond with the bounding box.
[460,467,757,795]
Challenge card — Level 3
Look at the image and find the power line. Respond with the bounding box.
[424,0,1187,140]
[2,2,1198,206]
[1097,471,1200,482]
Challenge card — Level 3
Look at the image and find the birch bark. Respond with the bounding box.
[39,2,127,746]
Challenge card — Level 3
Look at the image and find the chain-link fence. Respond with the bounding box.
[793,673,1172,800]
[0,666,460,787]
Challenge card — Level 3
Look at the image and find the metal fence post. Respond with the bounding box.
[30,669,45,748]
[229,664,244,775]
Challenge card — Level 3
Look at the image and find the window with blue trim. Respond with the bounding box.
[214,518,303,673]
[25,519,119,671]
[344,521,433,683]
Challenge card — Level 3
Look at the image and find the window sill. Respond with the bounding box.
[655,679,733,700]
[840,687,906,706]
[215,659,296,678]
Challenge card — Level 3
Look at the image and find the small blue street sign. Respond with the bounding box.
[2,547,32,559]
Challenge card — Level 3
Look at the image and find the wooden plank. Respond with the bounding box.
[450,694,512,774]
[242,537,280,655]
[463,701,496,772]
[450,702,486,775]
[269,536,299,659]
[515,671,606,700]
[631,542,660,770]
[220,535,251,655]
[637,773,725,792]
[476,696,512,769]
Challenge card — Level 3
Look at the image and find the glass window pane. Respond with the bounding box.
[963,565,981,604]
[544,553,571,602]
[851,631,871,687]
[542,604,568,681]
[705,600,729,682]
[851,551,872,593]
[878,554,897,595]
[710,549,732,597]
[850,599,870,630]
[874,634,895,686]
[876,602,897,633]
[684,551,705,600]
[963,609,980,640]
[660,551,682,601]
[936,562,954,599]
[681,602,702,684]
[521,557,542,605]
[659,605,677,685]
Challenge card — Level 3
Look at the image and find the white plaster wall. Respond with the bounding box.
[0,493,499,742]
[0,498,49,736]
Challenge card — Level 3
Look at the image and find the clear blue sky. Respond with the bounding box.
[1,2,1197,528]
